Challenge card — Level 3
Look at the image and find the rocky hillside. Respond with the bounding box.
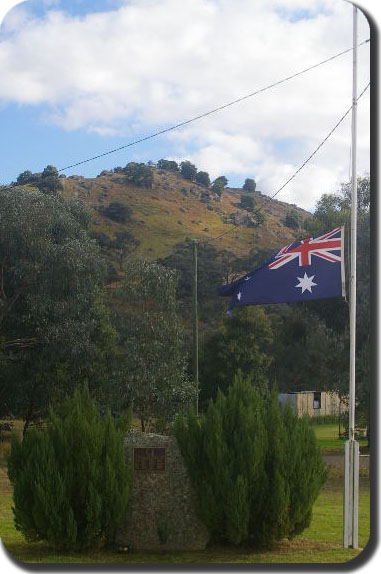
[60,167,310,271]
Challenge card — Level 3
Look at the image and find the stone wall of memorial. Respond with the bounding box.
[116,429,209,551]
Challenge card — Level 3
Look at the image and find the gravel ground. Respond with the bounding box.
[323,453,370,471]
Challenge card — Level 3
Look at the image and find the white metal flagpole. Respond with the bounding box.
[343,3,359,550]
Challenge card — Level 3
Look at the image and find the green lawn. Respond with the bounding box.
[0,422,371,564]
[312,422,367,452]
[0,478,370,565]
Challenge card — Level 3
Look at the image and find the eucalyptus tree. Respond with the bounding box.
[115,260,196,431]
[303,176,370,430]
[0,187,117,430]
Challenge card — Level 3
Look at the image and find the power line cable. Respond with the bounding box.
[157,78,369,263]
[198,81,370,246]
[57,39,369,173]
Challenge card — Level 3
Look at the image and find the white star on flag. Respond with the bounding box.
[237,291,242,300]
[295,272,317,293]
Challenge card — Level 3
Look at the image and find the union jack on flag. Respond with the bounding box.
[268,227,343,269]
[219,226,346,311]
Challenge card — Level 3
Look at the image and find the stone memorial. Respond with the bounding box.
[117,429,209,551]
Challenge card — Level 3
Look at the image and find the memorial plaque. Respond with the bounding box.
[134,447,166,471]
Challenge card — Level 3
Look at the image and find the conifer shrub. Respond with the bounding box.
[175,373,326,547]
[7,385,132,550]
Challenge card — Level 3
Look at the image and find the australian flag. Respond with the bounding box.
[219,226,346,313]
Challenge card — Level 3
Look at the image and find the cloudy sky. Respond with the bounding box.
[0,0,373,211]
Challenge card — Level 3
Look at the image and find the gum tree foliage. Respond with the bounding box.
[211,176,228,197]
[199,307,273,405]
[159,240,227,324]
[303,176,370,429]
[123,162,153,188]
[0,187,117,428]
[89,230,140,271]
[175,374,326,547]
[39,165,63,194]
[269,306,343,394]
[195,171,211,187]
[180,160,198,181]
[242,178,256,192]
[113,231,140,270]
[16,165,63,195]
[115,260,196,431]
[157,159,179,172]
[16,170,33,185]
[7,385,132,551]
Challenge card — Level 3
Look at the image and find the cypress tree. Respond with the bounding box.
[7,385,132,550]
[256,388,290,547]
[282,406,327,536]
[175,373,326,547]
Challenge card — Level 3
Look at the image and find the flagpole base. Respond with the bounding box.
[343,439,359,548]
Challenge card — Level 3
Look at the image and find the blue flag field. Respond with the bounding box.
[219,226,346,312]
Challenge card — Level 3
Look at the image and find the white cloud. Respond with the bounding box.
[0,0,371,209]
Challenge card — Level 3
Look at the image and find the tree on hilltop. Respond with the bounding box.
[211,176,228,197]
[180,160,197,181]
[242,178,256,192]
[123,162,153,188]
[157,159,179,172]
[39,165,63,194]
[16,170,34,185]
[16,165,63,195]
[195,171,211,187]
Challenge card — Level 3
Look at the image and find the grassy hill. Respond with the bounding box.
[60,167,310,270]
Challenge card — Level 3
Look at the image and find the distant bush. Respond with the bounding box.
[240,193,255,211]
[253,209,266,226]
[89,231,114,249]
[106,261,120,283]
[101,201,132,223]
[175,374,326,547]
[284,210,300,229]
[7,385,132,551]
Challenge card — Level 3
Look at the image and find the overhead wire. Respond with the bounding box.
[9,39,369,264]
[155,81,369,263]
[57,39,370,174]
[196,81,370,247]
